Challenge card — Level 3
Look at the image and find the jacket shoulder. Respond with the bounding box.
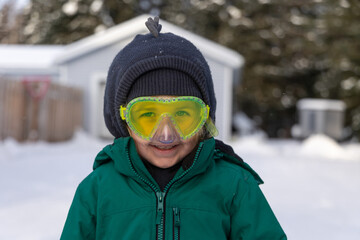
[77,159,117,192]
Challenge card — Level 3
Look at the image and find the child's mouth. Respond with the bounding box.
[151,144,178,150]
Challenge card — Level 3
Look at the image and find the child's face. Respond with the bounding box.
[130,130,200,168]
[127,95,202,168]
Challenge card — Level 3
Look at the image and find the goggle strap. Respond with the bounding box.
[120,105,126,120]
[205,118,219,137]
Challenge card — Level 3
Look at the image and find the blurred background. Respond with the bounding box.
[0,0,359,141]
[0,1,360,240]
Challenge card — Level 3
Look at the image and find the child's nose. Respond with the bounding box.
[152,117,180,144]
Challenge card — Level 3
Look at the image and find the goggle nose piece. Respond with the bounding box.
[150,116,181,144]
[159,138,175,144]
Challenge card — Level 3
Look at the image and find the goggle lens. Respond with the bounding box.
[121,97,210,140]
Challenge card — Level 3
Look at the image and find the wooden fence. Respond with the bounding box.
[0,78,83,142]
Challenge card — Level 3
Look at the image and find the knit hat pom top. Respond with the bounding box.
[104,16,216,138]
[145,16,162,38]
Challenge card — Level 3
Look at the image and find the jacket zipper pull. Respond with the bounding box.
[173,208,180,227]
[173,208,180,240]
[156,192,164,225]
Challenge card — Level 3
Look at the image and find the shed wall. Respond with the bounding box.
[61,37,133,132]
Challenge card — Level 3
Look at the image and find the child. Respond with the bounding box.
[61,17,286,240]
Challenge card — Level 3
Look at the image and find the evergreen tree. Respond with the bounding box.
[0,1,25,43]
[15,0,136,44]
[0,2,12,43]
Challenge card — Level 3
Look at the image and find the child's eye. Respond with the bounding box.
[175,111,190,117]
[140,112,155,118]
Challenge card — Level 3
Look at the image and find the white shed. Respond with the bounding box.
[55,15,244,141]
[296,98,346,140]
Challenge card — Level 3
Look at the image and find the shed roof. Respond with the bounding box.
[0,45,64,70]
[56,15,244,68]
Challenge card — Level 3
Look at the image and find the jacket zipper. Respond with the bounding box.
[173,208,180,240]
[125,148,163,239]
[126,142,203,240]
[159,142,203,240]
[156,191,165,240]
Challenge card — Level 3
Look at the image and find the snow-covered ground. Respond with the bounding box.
[0,132,359,240]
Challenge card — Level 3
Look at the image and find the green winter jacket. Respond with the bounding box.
[61,137,286,240]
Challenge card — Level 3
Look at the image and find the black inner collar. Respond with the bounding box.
[141,144,199,191]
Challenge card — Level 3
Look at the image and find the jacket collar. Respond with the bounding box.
[93,137,216,190]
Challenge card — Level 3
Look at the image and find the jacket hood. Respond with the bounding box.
[93,137,137,177]
[215,139,263,184]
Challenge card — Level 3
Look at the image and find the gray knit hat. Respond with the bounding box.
[104,17,216,138]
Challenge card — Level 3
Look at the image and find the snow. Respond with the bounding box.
[62,1,78,16]
[0,131,359,239]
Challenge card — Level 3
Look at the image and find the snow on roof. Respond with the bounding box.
[0,45,64,70]
[56,14,244,68]
[297,98,346,111]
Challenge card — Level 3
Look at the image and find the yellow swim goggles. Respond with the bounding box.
[120,96,217,141]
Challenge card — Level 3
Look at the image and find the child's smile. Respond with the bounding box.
[130,131,199,168]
